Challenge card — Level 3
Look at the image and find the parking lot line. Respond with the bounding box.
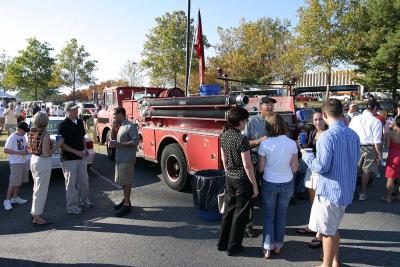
[89,167,122,189]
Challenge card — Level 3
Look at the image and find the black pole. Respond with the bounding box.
[184,0,191,97]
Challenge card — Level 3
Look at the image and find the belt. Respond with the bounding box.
[360,144,373,147]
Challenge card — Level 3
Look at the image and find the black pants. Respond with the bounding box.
[217,176,253,251]
[246,170,262,228]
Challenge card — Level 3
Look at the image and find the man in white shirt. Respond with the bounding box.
[349,100,382,201]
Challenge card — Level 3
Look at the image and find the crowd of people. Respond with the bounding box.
[2,103,138,224]
[217,97,400,267]
[0,102,66,135]
[1,96,399,265]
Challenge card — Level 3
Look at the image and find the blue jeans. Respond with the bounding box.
[262,180,293,250]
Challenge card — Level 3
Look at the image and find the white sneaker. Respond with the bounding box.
[11,196,28,205]
[3,200,13,211]
[358,193,368,201]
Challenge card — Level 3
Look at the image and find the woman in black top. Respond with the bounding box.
[217,106,259,256]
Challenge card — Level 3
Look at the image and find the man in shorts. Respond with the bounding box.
[302,99,360,267]
[3,122,30,211]
[110,107,139,217]
[349,100,382,200]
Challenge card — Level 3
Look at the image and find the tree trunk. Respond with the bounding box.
[325,68,332,100]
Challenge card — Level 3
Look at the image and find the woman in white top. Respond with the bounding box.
[258,113,298,259]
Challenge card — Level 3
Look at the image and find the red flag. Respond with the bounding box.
[194,10,205,85]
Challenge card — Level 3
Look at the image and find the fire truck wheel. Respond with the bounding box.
[106,130,116,161]
[160,143,188,191]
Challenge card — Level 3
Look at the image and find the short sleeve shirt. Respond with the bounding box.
[115,119,139,163]
[242,114,267,152]
[5,133,28,164]
[220,128,251,179]
[58,118,86,161]
[258,135,298,183]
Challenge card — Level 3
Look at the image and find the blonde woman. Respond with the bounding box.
[28,112,59,225]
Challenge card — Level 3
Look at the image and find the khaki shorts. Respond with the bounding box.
[115,162,135,186]
[9,163,28,187]
[309,195,347,237]
[358,146,378,173]
[0,117,5,125]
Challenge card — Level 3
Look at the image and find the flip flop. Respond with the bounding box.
[296,228,316,236]
[32,220,52,226]
[308,238,322,249]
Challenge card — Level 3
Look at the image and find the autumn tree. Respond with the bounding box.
[209,17,304,85]
[352,0,400,98]
[54,38,98,100]
[141,10,209,89]
[295,0,363,98]
[3,38,56,100]
[119,59,144,86]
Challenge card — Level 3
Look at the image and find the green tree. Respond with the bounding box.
[119,59,144,86]
[209,17,304,85]
[141,10,209,89]
[55,38,97,99]
[352,0,400,98]
[295,0,363,98]
[0,51,12,91]
[3,38,56,100]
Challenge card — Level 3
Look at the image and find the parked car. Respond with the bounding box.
[25,116,95,170]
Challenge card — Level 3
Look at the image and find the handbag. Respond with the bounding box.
[217,190,225,214]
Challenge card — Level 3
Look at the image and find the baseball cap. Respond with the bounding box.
[17,122,30,133]
[260,97,277,104]
[64,101,79,111]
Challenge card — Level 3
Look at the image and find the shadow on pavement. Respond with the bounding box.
[0,258,132,267]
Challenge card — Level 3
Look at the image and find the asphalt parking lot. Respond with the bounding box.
[0,152,399,267]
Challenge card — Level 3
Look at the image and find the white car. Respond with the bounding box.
[25,116,95,170]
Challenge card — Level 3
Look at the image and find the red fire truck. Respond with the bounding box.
[93,86,296,191]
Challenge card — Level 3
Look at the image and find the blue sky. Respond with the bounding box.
[0,0,305,83]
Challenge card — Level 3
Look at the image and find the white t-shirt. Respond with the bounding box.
[258,135,298,183]
[349,109,382,145]
[4,133,28,164]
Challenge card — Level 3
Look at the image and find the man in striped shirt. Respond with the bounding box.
[302,99,360,267]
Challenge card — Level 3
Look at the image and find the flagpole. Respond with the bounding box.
[187,10,198,97]
[184,0,191,97]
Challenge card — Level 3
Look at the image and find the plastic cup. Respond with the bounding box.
[299,132,307,145]
[303,148,313,153]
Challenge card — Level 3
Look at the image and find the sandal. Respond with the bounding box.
[32,216,52,226]
[296,228,316,236]
[308,238,322,249]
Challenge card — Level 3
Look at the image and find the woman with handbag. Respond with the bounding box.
[28,112,59,226]
[217,106,259,256]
